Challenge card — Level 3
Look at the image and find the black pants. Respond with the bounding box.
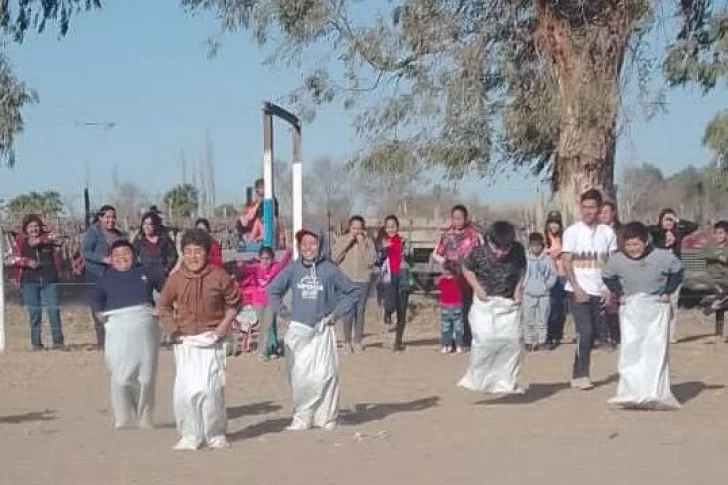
[382,274,410,348]
[86,274,105,349]
[570,294,604,379]
[459,280,473,348]
[547,278,567,342]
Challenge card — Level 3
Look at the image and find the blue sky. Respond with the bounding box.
[1,0,726,213]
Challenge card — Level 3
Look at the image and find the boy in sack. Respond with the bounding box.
[93,240,163,429]
[157,229,241,450]
[437,260,465,354]
[268,225,360,431]
[521,233,558,351]
[601,222,683,409]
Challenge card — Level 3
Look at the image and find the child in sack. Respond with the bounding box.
[601,222,683,409]
[267,225,360,431]
[157,228,241,451]
[521,233,558,351]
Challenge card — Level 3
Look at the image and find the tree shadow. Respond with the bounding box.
[401,338,440,348]
[677,333,714,344]
[0,409,56,424]
[672,381,725,404]
[340,396,440,425]
[228,417,290,442]
[477,382,569,405]
[227,401,283,420]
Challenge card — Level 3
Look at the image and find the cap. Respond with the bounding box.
[546,210,562,223]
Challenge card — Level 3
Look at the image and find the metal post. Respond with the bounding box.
[262,102,303,259]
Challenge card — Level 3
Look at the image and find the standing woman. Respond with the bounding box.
[332,215,376,353]
[649,209,699,343]
[544,211,567,349]
[11,214,66,350]
[375,215,414,351]
[599,201,622,348]
[432,204,483,349]
[82,205,125,350]
[194,218,224,268]
[133,211,178,287]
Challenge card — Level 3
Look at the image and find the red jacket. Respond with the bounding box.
[209,238,224,268]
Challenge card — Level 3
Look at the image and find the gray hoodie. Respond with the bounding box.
[523,251,557,297]
[268,224,361,327]
[602,246,683,297]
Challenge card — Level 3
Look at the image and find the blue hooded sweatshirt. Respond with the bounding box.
[268,224,360,327]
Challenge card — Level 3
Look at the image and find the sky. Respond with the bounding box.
[1,0,727,213]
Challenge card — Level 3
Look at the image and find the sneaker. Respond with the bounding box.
[322,421,337,431]
[455,347,465,354]
[259,353,271,362]
[206,436,231,449]
[173,437,199,451]
[286,419,311,431]
[441,346,451,354]
[570,377,594,391]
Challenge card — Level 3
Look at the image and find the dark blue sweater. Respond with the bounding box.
[92,265,162,314]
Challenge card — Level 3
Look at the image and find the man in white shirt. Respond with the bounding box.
[562,189,618,390]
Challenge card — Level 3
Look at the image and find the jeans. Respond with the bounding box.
[382,274,410,348]
[255,305,278,356]
[547,277,567,342]
[20,282,64,347]
[440,306,464,347]
[87,274,105,349]
[570,294,604,379]
[343,281,370,344]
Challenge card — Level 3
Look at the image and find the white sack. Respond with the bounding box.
[458,297,523,394]
[284,320,340,428]
[173,332,228,447]
[103,304,160,428]
[608,294,680,410]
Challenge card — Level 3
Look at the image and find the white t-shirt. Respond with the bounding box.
[562,222,618,296]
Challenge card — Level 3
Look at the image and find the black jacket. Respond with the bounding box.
[648,220,698,259]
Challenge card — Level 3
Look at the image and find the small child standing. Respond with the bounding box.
[237,246,292,360]
[438,260,464,354]
[521,233,557,351]
[157,228,241,451]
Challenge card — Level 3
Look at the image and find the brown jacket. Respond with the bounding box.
[332,233,375,283]
[157,264,241,337]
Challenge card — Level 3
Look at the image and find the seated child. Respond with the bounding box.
[92,240,162,429]
[268,225,360,431]
[237,246,292,360]
[157,228,241,451]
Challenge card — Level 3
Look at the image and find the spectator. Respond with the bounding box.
[133,211,178,287]
[11,214,66,351]
[332,215,376,353]
[649,209,698,343]
[194,218,224,268]
[82,205,125,350]
[544,210,567,349]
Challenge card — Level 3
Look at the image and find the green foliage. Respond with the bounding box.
[181,0,709,201]
[0,54,37,167]
[163,183,199,218]
[0,0,101,42]
[6,190,63,217]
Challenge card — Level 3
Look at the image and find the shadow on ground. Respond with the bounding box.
[227,401,283,420]
[341,396,440,425]
[672,381,725,404]
[0,409,56,424]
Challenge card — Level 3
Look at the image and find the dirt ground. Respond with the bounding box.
[1,298,727,485]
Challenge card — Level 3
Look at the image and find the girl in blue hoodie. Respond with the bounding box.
[268,225,360,431]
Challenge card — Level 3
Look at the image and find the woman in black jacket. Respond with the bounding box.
[649,209,699,343]
[132,211,178,287]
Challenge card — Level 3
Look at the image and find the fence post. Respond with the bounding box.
[0,228,5,353]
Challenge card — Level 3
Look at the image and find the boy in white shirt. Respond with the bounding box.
[562,189,617,390]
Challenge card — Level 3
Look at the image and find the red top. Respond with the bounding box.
[438,275,463,306]
[209,238,224,268]
[387,234,403,275]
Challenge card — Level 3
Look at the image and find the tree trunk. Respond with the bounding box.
[535,1,632,224]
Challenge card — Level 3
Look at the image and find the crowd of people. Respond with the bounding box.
[4,186,728,451]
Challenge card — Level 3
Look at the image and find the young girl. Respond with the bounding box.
[544,210,567,349]
[437,260,464,354]
[268,225,360,431]
[375,215,414,352]
[237,246,292,360]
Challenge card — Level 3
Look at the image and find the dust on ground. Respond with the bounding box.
[1,299,726,485]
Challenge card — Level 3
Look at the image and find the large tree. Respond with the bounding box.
[181,0,719,219]
[0,0,100,166]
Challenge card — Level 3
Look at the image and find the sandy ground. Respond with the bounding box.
[1,296,727,485]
